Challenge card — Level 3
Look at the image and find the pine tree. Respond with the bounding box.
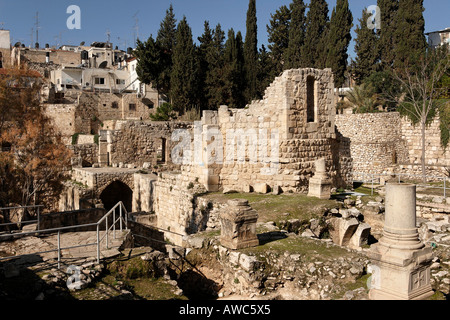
[352,9,380,85]
[170,17,196,115]
[267,5,291,74]
[393,0,427,69]
[285,0,307,69]
[300,0,329,68]
[244,0,258,103]
[156,4,177,96]
[325,0,353,88]
[377,0,398,70]
[135,35,161,89]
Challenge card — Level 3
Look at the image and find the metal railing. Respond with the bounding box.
[352,172,449,197]
[0,205,44,231]
[0,202,128,268]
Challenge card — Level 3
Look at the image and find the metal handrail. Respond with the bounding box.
[352,171,449,197]
[0,202,128,268]
[0,205,43,230]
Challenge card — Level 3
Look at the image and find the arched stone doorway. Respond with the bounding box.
[100,180,133,213]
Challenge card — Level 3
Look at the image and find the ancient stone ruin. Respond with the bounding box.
[219,199,259,250]
[368,183,434,300]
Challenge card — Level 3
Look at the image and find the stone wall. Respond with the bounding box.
[69,143,99,168]
[400,116,450,168]
[39,208,106,232]
[153,172,207,246]
[101,121,193,169]
[20,48,81,65]
[335,113,409,175]
[181,68,351,193]
[44,104,77,144]
[132,173,157,213]
[335,112,449,177]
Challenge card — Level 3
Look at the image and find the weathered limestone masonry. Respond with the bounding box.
[153,172,207,246]
[368,183,434,300]
[400,116,450,174]
[335,112,449,176]
[335,113,409,175]
[43,91,158,144]
[182,68,352,193]
[98,121,193,169]
[43,104,77,145]
[69,143,99,168]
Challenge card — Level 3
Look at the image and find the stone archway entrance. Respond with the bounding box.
[100,180,133,213]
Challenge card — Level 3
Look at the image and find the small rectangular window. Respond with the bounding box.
[95,78,105,85]
[116,79,125,85]
[112,101,119,109]
[129,103,136,111]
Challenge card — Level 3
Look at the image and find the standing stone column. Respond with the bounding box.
[368,183,434,300]
[220,199,259,250]
[308,158,332,199]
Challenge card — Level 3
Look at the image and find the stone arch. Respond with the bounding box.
[99,180,133,213]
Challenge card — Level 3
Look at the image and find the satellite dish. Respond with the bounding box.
[80,41,85,46]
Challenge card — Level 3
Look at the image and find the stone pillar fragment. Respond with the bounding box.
[220,199,259,250]
[368,183,434,300]
[308,158,332,199]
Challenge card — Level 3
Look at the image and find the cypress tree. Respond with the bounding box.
[257,44,276,97]
[267,5,291,74]
[156,4,177,97]
[170,17,196,115]
[205,24,226,109]
[224,29,246,108]
[352,9,380,85]
[197,21,214,111]
[377,0,398,70]
[393,0,427,69]
[325,0,353,88]
[285,0,307,69]
[301,0,329,68]
[244,0,258,103]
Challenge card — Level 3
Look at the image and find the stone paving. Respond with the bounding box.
[0,229,128,268]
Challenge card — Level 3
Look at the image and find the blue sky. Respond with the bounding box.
[0,0,448,58]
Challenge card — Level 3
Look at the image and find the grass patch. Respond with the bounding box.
[204,192,337,224]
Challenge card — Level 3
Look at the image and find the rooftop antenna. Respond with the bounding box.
[0,22,5,30]
[106,29,111,44]
[35,12,40,45]
[30,27,34,48]
[132,11,139,45]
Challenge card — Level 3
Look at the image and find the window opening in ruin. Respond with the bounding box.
[112,101,119,109]
[129,103,136,111]
[306,75,316,123]
[157,138,167,164]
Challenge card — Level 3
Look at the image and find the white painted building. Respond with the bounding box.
[426,27,450,49]
[51,66,130,93]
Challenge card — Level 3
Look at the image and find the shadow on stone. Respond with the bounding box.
[177,270,219,300]
[257,231,288,246]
